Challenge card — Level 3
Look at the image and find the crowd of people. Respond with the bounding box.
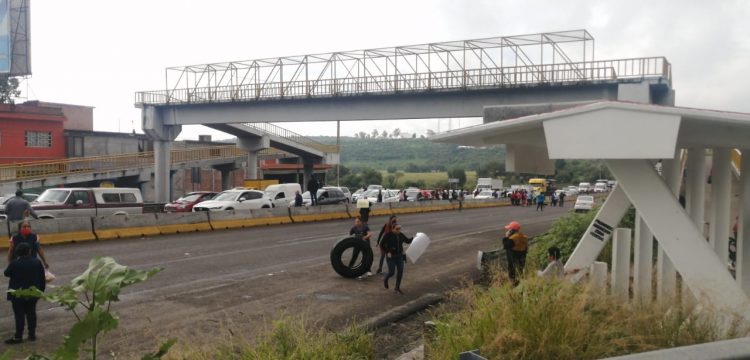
[508,189,566,210]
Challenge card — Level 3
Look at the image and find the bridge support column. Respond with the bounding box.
[238,136,269,180]
[633,214,653,303]
[656,151,681,301]
[303,158,314,192]
[607,159,750,326]
[738,150,750,294]
[142,107,181,203]
[709,148,731,264]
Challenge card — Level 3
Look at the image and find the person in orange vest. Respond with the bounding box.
[502,220,528,285]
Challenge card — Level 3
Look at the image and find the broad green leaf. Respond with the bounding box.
[68,257,161,306]
[56,308,119,359]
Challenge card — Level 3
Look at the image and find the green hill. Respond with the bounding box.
[313,136,505,172]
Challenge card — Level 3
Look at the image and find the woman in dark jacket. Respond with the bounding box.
[375,215,398,274]
[382,224,412,294]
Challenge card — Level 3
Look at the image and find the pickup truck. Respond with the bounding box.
[32,187,144,219]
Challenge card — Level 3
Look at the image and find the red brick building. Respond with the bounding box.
[0,103,67,164]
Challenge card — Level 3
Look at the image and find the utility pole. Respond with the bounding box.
[336,120,340,186]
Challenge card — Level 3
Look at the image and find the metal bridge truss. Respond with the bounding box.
[135,30,670,106]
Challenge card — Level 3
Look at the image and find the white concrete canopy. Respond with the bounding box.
[432,101,750,324]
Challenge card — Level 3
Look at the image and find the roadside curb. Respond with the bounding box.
[359,293,443,331]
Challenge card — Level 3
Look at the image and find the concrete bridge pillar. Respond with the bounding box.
[303,157,314,192]
[238,136,269,180]
[142,107,181,203]
[657,151,681,301]
[709,148,731,263]
[738,150,750,294]
[213,164,238,191]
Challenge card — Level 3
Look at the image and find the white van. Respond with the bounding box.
[593,182,608,193]
[578,182,592,194]
[264,183,302,208]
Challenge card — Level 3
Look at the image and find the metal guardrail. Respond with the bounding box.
[0,145,269,182]
[135,57,670,106]
[241,122,339,153]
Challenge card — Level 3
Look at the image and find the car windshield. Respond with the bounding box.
[178,193,205,202]
[364,189,380,197]
[212,192,238,201]
[36,190,70,203]
[579,196,594,202]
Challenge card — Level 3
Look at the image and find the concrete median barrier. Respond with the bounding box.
[93,213,160,240]
[388,201,418,215]
[31,217,96,245]
[207,209,262,230]
[290,204,350,223]
[249,208,294,226]
[369,203,393,217]
[155,212,212,234]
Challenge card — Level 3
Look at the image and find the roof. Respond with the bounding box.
[431,101,750,159]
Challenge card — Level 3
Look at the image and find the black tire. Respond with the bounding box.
[330,236,373,278]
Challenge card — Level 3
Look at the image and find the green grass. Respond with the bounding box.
[426,272,743,360]
[379,170,478,189]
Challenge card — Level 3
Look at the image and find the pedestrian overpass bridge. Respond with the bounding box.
[136,29,675,202]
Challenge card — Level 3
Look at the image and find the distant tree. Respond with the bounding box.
[360,168,383,186]
[412,133,417,139]
[0,75,21,104]
[387,166,397,174]
[371,129,379,138]
[426,129,436,136]
[391,128,401,138]
[385,174,397,188]
[477,160,505,178]
[405,163,420,172]
[447,167,467,188]
[381,130,388,138]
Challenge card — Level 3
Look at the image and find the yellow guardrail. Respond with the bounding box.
[0,145,285,182]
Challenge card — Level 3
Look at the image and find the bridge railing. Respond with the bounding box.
[240,122,339,153]
[731,149,742,178]
[0,145,255,182]
[135,57,670,106]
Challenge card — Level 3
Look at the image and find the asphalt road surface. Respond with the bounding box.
[1,203,572,358]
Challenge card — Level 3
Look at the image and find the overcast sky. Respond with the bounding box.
[22,0,750,140]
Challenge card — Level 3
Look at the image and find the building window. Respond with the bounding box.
[25,131,52,148]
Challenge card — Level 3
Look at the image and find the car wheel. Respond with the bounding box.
[262,205,270,209]
[330,236,373,279]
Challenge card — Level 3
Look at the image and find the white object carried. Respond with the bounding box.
[405,232,431,264]
[356,199,370,209]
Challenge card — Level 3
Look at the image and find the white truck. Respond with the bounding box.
[476,178,503,190]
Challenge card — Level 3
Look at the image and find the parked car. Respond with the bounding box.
[316,187,349,205]
[364,189,399,203]
[351,189,366,203]
[593,182,608,193]
[192,188,273,211]
[264,183,302,208]
[0,193,40,216]
[472,190,494,199]
[31,188,143,219]
[578,182,592,194]
[323,186,352,203]
[565,188,579,196]
[164,191,216,213]
[574,195,595,212]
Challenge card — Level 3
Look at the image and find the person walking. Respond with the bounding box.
[307,177,319,206]
[377,189,383,203]
[4,242,46,344]
[348,216,373,277]
[382,224,413,294]
[5,190,38,222]
[7,221,50,270]
[536,192,545,211]
[558,191,566,207]
[375,215,398,274]
[502,221,528,285]
[359,201,371,224]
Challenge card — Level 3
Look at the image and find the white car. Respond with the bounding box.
[472,190,494,199]
[574,195,595,213]
[365,189,399,203]
[565,188,579,196]
[193,188,273,211]
[593,182,608,193]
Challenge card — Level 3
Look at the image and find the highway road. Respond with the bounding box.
[0,203,573,357]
